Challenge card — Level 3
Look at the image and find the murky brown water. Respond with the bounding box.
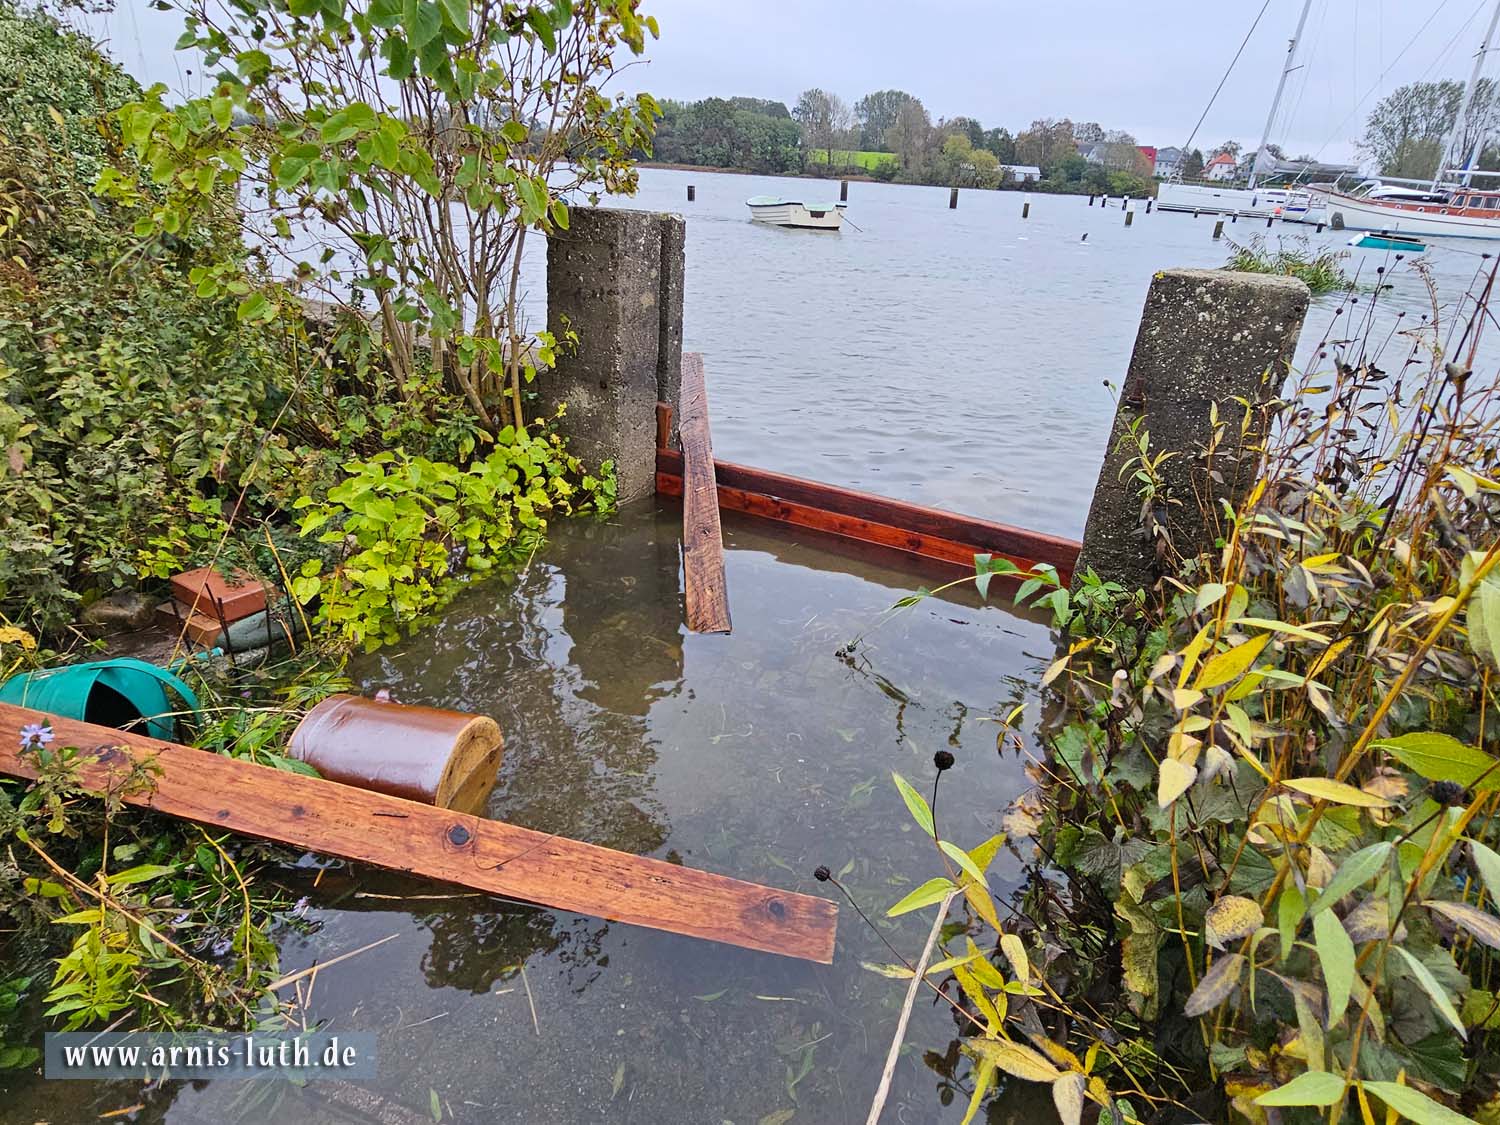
[3,506,1060,1123]
[7,169,1489,1124]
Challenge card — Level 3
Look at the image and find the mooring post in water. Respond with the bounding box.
[1124,206,1134,227]
[1146,197,1153,213]
[949,186,958,209]
[544,208,685,503]
[1075,269,1310,595]
[1022,196,1031,219]
[1316,221,1325,232]
[840,180,848,202]
[1122,196,1128,211]
[1266,214,1274,228]
[1101,195,1109,208]
[1089,194,1095,206]
[687,184,695,202]
[1213,219,1225,239]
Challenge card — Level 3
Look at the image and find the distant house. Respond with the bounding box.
[1205,152,1238,182]
[1001,164,1041,182]
[1077,143,1105,165]
[1153,146,1183,178]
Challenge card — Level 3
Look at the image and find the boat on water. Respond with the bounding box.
[1349,231,1428,252]
[745,196,847,230]
[1155,182,1309,218]
[1319,0,1500,240]
[1323,181,1500,240]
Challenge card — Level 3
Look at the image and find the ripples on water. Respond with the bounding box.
[7,171,1493,1124]
[534,168,1494,537]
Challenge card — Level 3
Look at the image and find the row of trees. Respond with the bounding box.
[1361,78,1500,179]
[650,96,802,174]
[647,86,1286,196]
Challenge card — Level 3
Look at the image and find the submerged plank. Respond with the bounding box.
[678,353,731,633]
[656,447,1081,583]
[0,704,837,963]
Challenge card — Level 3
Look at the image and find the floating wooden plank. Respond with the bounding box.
[677,354,731,633]
[0,704,837,963]
[657,445,1081,583]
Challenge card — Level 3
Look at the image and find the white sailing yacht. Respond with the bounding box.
[1320,0,1500,240]
[1156,0,1316,219]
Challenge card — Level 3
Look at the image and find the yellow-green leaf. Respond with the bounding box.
[1361,1081,1475,1125]
[1374,732,1499,791]
[1313,909,1355,1025]
[1255,1071,1347,1107]
[1282,777,1392,809]
[891,771,934,835]
[887,877,957,917]
[1204,895,1264,950]
[964,1038,1062,1083]
[1194,633,1271,691]
[1158,757,1198,808]
[1391,946,1467,1040]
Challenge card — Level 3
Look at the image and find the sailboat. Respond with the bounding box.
[1320,0,1500,240]
[1156,0,1316,219]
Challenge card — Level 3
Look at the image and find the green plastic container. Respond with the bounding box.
[0,658,200,741]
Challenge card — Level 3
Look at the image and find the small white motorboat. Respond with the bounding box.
[746,195,847,230]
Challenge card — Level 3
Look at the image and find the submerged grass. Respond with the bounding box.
[1225,232,1355,295]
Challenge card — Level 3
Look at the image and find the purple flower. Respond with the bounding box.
[289,896,310,919]
[171,912,190,928]
[211,936,233,958]
[19,723,53,751]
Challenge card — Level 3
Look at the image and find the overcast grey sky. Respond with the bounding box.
[79,0,1497,164]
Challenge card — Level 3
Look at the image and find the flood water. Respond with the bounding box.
[544,168,1495,538]
[7,170,1493,1124]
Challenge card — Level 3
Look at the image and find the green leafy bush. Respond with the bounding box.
[876,267,1500,1123]
[291,429,614,649]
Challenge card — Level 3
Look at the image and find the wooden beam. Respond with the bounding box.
[0,704,837,963]
[657,446,1080,583]
[678,354,731,633]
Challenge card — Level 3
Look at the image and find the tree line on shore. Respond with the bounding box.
[647,75,1500,197]
[645,88,1164,196]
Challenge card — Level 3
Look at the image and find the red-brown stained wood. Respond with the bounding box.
[0,704,837,963]
[656,447,1081,583]
[678,354,731,633]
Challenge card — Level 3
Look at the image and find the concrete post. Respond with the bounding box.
[1075,269,1310,593]
[656,213,686,426]
[545,208,685,505]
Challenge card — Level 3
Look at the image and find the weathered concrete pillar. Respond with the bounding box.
[545,208,685,505]
[1075,269,1310,593]
[657,213,686,425]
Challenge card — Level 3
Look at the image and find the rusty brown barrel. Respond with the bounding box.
[289,694,502,814]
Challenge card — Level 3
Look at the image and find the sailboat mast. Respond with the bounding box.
[1435,0,1500,190]
[1248,0,1315,191]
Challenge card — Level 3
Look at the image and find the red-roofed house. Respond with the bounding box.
[1138,146,1157,168]
[1205,152,1238,182]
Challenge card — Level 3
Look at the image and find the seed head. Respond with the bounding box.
[813,865,831,883]
[933,750,955,772]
